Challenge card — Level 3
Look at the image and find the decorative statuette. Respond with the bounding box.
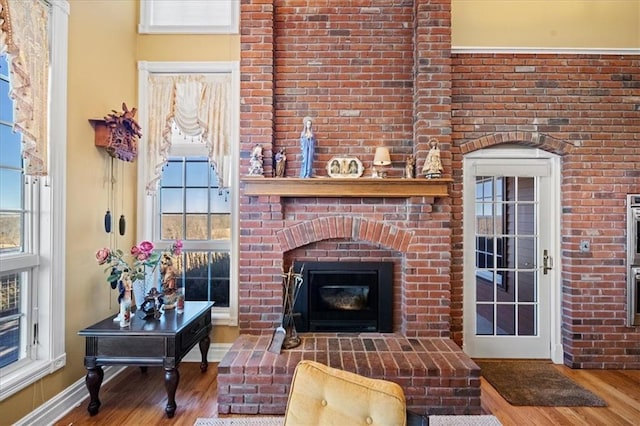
[422,138,443,179]
[160,253,179,309]
[119,272,133,327]
[299,117,316,178]
[405,155,415,179]
[275,148,287,177]
[248,144,264,176]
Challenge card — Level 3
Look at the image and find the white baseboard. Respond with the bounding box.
[16,343,232,426]
[14,365,127,426]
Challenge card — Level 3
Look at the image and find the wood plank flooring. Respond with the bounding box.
[55,363,640,426]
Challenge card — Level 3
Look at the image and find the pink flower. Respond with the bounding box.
[171,240,183,256]
[95,248,111,265]
[138,240,154,255]
[131,240,154,258]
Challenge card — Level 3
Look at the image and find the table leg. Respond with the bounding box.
[199,334,210,372]
[164,367,180,418]
[85,366,104,416]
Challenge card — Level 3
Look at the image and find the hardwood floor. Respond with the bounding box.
[55,363,640,426]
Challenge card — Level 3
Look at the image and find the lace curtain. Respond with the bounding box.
[145,73,230,193]
[0,0,50,177]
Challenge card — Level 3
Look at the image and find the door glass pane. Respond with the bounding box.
[497,272,515,302]
[516,203,535,234]
[518,304,536,336]
[476,304,493,335]
[517,271,536,302]
[517,177,535,201]
[496,304,515,335]
[517,237,536,269]
[476,276,494,302]
[476,203,494,234]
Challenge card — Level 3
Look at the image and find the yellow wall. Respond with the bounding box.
[0,1,238,423]
[453,0,640,49]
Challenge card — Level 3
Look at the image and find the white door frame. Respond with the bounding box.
[462,145,564,364]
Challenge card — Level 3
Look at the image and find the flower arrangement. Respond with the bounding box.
[95,240,183,290]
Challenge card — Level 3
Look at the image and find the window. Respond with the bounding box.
[137,61,239,326]
[0,2,67,400]
[139,0,239,34]
[158,154,231,308]
[0,54,35,370]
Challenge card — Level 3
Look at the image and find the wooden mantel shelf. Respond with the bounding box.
[241,177,452,198]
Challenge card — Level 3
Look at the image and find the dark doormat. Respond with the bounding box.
[476,360,607,407]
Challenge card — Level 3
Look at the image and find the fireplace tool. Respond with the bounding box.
[268,265,304,353]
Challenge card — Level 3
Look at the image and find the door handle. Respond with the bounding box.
[543,249,553,275]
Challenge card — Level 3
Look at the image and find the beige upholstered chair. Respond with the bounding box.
[283,360,409,426]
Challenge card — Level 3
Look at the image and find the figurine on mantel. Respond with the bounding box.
[248,144,264,176]
[405,155,415,179]
[275,148,287,177]
[422,139,443,179]
[299,117,316,178]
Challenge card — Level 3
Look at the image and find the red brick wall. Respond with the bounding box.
[451,54,640,368]
[240,1,453,338]
[272,1,415,176]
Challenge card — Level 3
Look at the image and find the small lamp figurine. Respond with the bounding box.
[373,146,391,178]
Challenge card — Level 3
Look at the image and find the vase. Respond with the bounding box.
[132,279,146,310]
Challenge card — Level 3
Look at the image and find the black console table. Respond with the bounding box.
[78,301,213,418]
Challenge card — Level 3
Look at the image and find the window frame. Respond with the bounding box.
[0,0,68,401]
[137,61,239,326]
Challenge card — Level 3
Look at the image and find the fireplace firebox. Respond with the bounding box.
[293,261,393,332]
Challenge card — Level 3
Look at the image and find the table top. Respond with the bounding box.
[78,301,214,337]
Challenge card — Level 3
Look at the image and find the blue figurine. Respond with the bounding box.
[299,116,316,178]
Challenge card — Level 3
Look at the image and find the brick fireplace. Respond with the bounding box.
[217,0,481,417]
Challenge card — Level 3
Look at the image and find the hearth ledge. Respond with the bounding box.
[241,177,452,198]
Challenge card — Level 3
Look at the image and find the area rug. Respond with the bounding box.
[194,418,283,426]
[194,415,502,426]
[477,360,607,407]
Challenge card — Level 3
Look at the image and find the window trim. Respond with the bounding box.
[0,0,68,401]
[137,61,239,326]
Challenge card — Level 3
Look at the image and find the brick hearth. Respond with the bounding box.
[217,334,481,416]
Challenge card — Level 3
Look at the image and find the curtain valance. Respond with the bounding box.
[145,73,230,194]
[0,0,49,177]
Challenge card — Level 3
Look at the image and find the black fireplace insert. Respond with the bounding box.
[293,261,393,332]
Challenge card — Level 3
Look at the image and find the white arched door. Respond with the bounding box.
[463,146,562,362]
